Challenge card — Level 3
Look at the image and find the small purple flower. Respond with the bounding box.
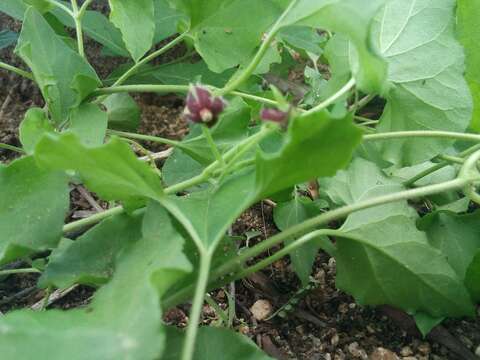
[260,107,289,125]
[184,85,227,126]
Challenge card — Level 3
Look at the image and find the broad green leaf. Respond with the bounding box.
[465,250,480,302]
[35,133,164,208]
[170,0,284,72]
[103,94,141,132]
[15,8,101,123]
[153,0,185,43]
[279,0,387,93]
[40,213,143,289]
[0,156,69,265]
[278,25,324,55]
[457,0,480,131]
[273,196,321,285]
[109,0,155,61]
[373,0,472,165]
[337,214,475,318]
[69,103,108,147]
[414,313,444,337]
[19,108,54,154]
[162,148,203,186]
[159,170,256,249]
[0,203,191,360]
[418,211,480,279]
[0,0,27,19]
[255,111,363,198]
[0,30,18,49]
[162,326,272,359]
[23,0,53,13]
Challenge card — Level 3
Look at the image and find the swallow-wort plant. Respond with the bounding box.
[1,0,480,359]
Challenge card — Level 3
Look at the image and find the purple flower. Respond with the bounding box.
[260,107,289,124]
[184,85,227,126]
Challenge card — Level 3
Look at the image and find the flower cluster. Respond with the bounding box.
[184,85,227,126]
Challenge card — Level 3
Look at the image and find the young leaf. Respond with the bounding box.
[457,0,480,131]
[40,212,143,289]
[69,103,108,147]
[0,156,69,265]
[19,108,54,154]
[0,203,191,360]
[103,94,141,132]
[0,29,18,49]
[373,0,472,165]
[108,0,155,61]
[15,8,101,123]
[35,133,164,208]
[255,111,363,198]
[273,196,321,286]
[162,326,272,359]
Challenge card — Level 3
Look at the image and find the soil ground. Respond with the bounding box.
[1,12,480,360]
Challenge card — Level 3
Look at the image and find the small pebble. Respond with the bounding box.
[400,346,413,357]
[475,345,480,357]
[331,334,340,346]
[347,342,367,359]
[370,347,399,360]
[250,299,272,321]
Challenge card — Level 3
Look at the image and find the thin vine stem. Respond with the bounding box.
[364,130,480,143]
[202,125,225,166]
[0,143,25,154]
[45,0,74,17]
[107,129,181,147]
[216,0,299,96]
[113,32,189,87]
[70,0,85,58]
[0,62,34,80]
[78,0,94,18]
[181,253,212,360]
[0,268,41,276]
[303,78,356,116]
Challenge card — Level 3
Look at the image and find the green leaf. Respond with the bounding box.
[153,0,185,43]
[171,0,284,72]
[273,196,321,285]
[0,30,18,49]
[278,25,324,55]
[40,212,143,289]
[457,0,480,131]
[35,133,164,208]
[15,8,101,123]
[109,0,155,61]
[163,326,272,360]
[0,156,69,265]
[279,0,387,93]
[103,94,141,132]
[19,108,54,154]
[69,103,108,147]
[255,111,363,198]
[414,313,444,337]
[162,148,204,186]
[465,250,480,302]
[0,0,27,19]
[337,214,475,318]
[23,0,53,13]
[418,211,480,279]
[373,0,472,165]
[0,202,191,360]
[160,170,256,250]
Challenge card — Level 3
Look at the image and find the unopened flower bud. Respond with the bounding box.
[260,107,289,125]
[184,85,227,126]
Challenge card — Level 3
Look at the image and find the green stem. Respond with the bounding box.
[113,32,188,87]
[0,268,41,276]
[403,143,480,187]
[108,129,181,148]
[438,154,464,165]
[71,0,85,58]
[205,293,228,325]
[217,0,299,96]
[364,130,480,143]
[63,206,125,234]
[78,0,94,18]
[45,0,74,16]
[202,125,225,167]
[303,78,356,116]
[0,62,34,80]
[0,143,25,154]
[181,253,212,360]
